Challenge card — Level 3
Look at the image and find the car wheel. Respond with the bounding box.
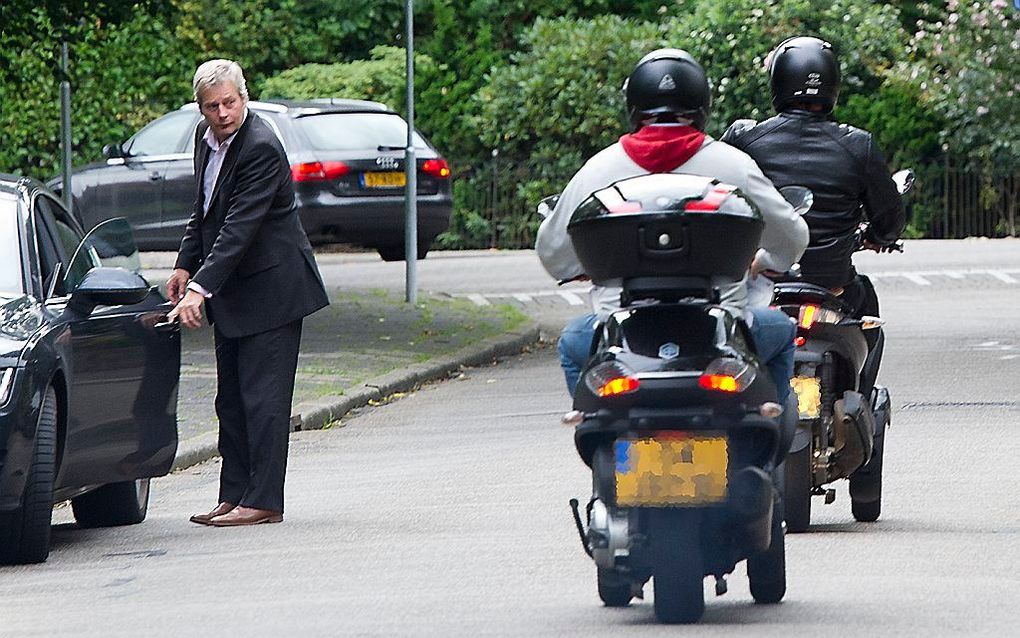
[377,241,431,262]
[0,387,58,565]
[72,478,150,528]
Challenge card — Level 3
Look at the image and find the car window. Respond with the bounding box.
[184,111,286,153]
[0,197,23,296]
[125,110,195,157]
[35,195,94,295]
[294,113,429,151]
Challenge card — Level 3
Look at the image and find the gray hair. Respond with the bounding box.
[193,59,249,102]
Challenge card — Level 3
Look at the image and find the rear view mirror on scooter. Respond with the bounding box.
[892,169,915,195]
[778,186,813,216]
[537,194,560,219]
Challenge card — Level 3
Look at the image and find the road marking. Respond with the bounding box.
[942,271,965,279]
[513,293,534,303]
[557,291,585,305]
[901,273,932,286]
[467,294,490,306]
[989,271,1019,284]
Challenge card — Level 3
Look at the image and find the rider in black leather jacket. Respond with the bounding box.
[722,37,905,298]
[722,36,904,390]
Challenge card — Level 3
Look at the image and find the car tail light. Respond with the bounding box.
[584,361,640,397]
[798,304,844,330]
[422,159,451,179]
[698,357,755,393]
[291,161,349,182]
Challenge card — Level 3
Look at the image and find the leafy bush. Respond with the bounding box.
[261,46,435,113]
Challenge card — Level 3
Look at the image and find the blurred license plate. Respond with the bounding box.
[615,434,728,507]
[792,375,821,418]
[363,171,406,188]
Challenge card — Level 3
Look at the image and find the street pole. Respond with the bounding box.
[403,0,418,305]
[60,42,72,210]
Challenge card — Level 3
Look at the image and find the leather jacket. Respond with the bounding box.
[722,110,905,289]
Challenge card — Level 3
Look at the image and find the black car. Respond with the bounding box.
[0,175,180,565]
[59,99,453,261]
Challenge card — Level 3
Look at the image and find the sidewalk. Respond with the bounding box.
[163,281,540,471]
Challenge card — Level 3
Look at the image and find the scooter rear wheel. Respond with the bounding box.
[649,510,704,624]
[784,445,812,533]
[597,568,633,607]
[748,501,787,604]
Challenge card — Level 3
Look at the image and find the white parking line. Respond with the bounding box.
[989,271,1019,284]
[467,294,490,306]
[901,273,932,286]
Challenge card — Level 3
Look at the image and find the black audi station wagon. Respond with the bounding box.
[0,174,179,564]
[59,99,453,261]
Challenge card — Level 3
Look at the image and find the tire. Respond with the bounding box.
[72,478,150,528]
[748,501,787,604]
[0,387,58,565]
[650,510,704,624]
[377,241,431,262]
[850,410,887,523]
[597,567,633,607]
[783,445,812,533]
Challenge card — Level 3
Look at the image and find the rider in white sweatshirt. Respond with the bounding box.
[536,48,808,400]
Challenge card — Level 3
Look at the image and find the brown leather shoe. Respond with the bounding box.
[207,506,283,527]
[189,502,236,525]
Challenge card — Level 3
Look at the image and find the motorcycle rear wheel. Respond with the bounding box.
[783,445,812,533]
[649,510,704,624]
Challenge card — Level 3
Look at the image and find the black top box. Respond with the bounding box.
[567,173,764,284]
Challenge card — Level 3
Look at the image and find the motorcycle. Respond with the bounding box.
[556,173,801,623]
[771,170,914,532]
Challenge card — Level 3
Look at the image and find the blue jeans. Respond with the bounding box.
[557,308,794,403]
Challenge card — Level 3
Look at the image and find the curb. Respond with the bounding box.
[169,322,543,472]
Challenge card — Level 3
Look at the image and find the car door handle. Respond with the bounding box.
[152,316,179,333]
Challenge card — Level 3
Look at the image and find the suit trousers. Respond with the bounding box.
[213,319,303,512]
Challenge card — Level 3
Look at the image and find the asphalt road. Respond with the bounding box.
[1,243,1018,636]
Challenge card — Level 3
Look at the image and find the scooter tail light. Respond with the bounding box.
[584,361,640,397]
[698,357,755,393]
[798,304,844,330]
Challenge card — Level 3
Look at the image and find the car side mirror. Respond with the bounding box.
[102,143,126,160]
[68,267,150,314]
[778,186,814,216]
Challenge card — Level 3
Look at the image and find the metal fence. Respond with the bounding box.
[447,157,1019,249]
[921,158,1018,239]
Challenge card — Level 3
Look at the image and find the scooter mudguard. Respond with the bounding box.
[789,421,812,455]
[776,392,800,460]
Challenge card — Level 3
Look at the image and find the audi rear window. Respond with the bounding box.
[295,113,429,151]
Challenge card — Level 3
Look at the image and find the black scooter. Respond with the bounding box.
[558,173,799,624]
[771,170,913,532]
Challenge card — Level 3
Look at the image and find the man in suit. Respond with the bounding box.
[166,59,329,527]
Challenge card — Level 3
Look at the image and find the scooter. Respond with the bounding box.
[558,173,799,623]
[771,170,913,532]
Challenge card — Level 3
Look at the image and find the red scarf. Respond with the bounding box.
[620,125,706,173]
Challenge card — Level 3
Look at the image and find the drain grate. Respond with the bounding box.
[901,401,1019,410]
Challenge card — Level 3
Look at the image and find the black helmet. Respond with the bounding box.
[768,36,840,113]
[624,48,711,132]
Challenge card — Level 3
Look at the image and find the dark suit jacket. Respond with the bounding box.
[174,112,329,338]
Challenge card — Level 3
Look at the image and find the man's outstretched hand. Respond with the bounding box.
[167,289,205,329]
[166,268,191,304]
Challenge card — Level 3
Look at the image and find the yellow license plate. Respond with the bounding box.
[792,375,821,418]
[615,434,728,507]
[363,171,406,188]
